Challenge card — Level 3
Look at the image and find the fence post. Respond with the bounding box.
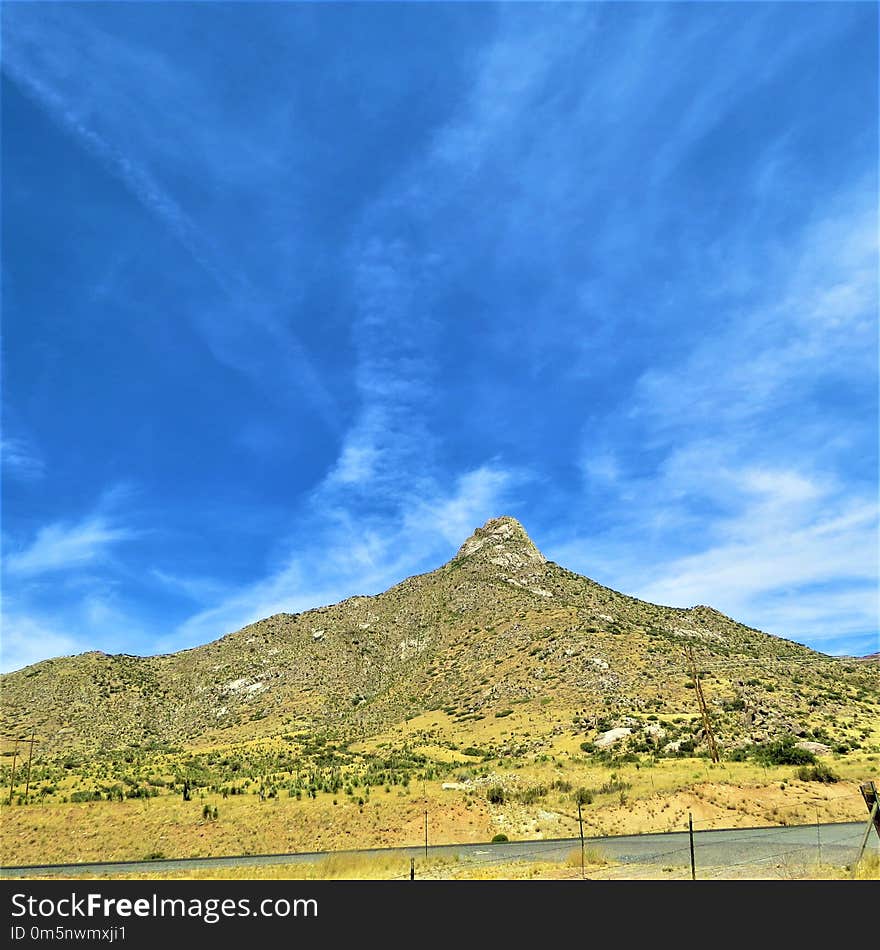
[578,800,585,879]
[689,812,696,880]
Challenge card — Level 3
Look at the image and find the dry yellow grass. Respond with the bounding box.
[565,846,609,867]
[21,850,875,882]
[850,852,880,880]
[2,754,875,868]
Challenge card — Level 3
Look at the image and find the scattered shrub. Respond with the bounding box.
[796,763,839,783]
[755,737,816,766]
[515,785,547,805]
[573,787,594,806]
[487,786,505,804]
[69,790,101,803]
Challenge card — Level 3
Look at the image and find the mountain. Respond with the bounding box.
[1,516,877,759]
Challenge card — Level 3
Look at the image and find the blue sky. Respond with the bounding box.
[1,2,877,672]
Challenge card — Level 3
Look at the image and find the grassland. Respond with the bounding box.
[2,741,876,867]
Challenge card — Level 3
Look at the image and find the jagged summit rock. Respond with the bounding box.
[454,515,546,570]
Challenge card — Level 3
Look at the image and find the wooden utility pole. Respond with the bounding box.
[688,812,696,880]
[685,647,720,763]
[7,741,19,806]
[424,778,429,859]
[23,732,35,805]
[856,781,880,864]
[577,800,585,880]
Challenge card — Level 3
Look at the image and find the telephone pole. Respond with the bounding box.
[23,732,35,805]
[857,781,880,864]
[424,777,429,859]
[685,646,720,763]
[7,741,19,806]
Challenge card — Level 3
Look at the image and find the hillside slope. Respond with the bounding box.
[1,516,877,758]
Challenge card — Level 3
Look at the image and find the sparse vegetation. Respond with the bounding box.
[1,515,877,872]
[755,738,817,767]
[795,763,839,783]
[566,846,609,867]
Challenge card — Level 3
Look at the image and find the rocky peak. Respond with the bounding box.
[454,516,546,572]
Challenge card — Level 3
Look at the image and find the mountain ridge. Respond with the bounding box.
[1,516,877,762]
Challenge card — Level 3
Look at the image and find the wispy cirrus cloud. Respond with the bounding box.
[3,514,135,577]
[1,4,339,429]
[556,167,878,656]
[0,615,85,673]
[149,569,226,605]
[2,3,874,668]
[629,199,877,443]
[553,447,878,653]
[1,437,44,481]
[0,589,158,673]
[163,463,520,652]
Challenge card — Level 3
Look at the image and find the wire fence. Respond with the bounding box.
[2,782,876,881]
[377,784,879,879]
[386,821,878,880]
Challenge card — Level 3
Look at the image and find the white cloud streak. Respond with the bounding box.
[4,515,135,577]
[1,6,339,428]
[0,615,86,673]
[1,438,45,481]
[165,464,519,651]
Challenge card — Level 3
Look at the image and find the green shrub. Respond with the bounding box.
[598,778,630,795]
[796,763,839,783]
[574,787,594,806]
[69,790,101,803]
[491,833,509,843]
[487,786,505,804]
[755,737,816,766]
[515,785,547,805]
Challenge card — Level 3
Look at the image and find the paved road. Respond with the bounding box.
[3,821,875,878]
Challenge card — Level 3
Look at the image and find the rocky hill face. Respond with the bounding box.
[1,516,877,759]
